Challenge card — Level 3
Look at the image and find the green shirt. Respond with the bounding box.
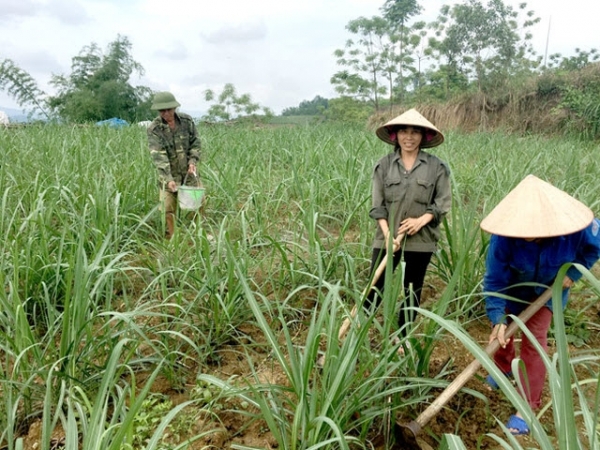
[370,150,451,252]
[147,112,201,187]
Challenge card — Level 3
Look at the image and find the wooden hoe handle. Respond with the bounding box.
[412,288,553,430]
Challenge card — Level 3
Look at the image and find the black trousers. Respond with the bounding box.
[364,248,433,337]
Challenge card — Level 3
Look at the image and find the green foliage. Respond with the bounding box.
[561,308,590,347]
[0,59,50,119]
[549,63,600,139]
[427,0,541,96]
[281,95,329,116]
[203,83,273,122]
[380,0,422,102]
[322,96,373,123]
[333,0,547,108]
[127,394,176,449]
[546,48,600,71]
[381,0,421,25]
[47,35,153,123]
[440,433,469,449]
[1,123,599,449]
[419,264,600,449]
[192,240,453,450]
[332,16,394,110]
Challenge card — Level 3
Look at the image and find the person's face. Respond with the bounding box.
[524,238,543,243]
[159,108,176,123]
[397,126,423,153]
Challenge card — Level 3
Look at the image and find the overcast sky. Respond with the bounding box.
[0,0,596,116]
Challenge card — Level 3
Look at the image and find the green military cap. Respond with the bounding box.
[151,91,181,110]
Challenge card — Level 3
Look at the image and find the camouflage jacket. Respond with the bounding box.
[147,112,201,187]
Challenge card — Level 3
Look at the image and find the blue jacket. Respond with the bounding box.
[484,218,600,325]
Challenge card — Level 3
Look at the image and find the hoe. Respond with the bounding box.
[394,288,553,449]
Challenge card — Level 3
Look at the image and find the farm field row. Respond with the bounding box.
[0,123,598,449]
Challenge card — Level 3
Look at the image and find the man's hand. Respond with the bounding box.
[167,181,177,193]
[187,163,197,175]
[489,323,509,348]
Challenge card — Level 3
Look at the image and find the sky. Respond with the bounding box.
[0,0,597,116]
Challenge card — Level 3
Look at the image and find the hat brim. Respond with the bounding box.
[480,175,594,238]
[151,100,181,110]
[376,108,444,148]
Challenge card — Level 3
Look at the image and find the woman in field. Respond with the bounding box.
[481,175,600,435]
[367,109,451,354]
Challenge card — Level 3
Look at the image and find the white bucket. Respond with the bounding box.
[178,185,205,210]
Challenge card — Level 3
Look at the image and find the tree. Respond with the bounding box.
[546,48,600,72]
[332,16,394,111]
[322,96,373,123]
[381,0,422,102]
[47,35,153,123]
[0,59,50,120]
[281,96,329,116]
[203,83,273,122]
[427,0,540,96]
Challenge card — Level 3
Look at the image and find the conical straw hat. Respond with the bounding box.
[480,174,593,238]
[376,108,444,148]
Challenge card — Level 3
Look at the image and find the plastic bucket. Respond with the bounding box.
[178,185,205,210]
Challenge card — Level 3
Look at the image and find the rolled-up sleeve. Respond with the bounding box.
[369,161,388,220]
[426,162,451,226]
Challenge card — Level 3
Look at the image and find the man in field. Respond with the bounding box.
[147,92,201,239]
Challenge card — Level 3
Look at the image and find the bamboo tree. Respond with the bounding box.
[0,59,50,120]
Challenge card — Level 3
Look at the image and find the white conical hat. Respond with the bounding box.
[376,108,444,148]
[480,174,594,238]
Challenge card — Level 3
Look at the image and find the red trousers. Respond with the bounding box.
[493,306,553,409]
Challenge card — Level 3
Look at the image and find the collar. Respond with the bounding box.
[393,149,427,162]
[159,112,181,127]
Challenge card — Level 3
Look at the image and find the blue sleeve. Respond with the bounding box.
[483,235,513,325]
[567,218,600,281]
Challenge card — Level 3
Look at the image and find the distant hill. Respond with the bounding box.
[0,106,32,123]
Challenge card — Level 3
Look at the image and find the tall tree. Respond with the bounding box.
[48,35,152,123]
[203,83,273,122]
[331,16,392,111]
[381,0,422,102]
[428,0,540,95]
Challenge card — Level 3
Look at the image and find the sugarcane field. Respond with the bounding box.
[2,0,600,447]
[1,115,599,450]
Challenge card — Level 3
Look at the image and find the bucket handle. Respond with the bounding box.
[183,173,202,187]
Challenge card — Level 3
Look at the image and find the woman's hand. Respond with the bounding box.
[398,213,433,236]
[379,219,401,252]
[489,323,509,348]
[562,276,574,289]
[382,229,401,252]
